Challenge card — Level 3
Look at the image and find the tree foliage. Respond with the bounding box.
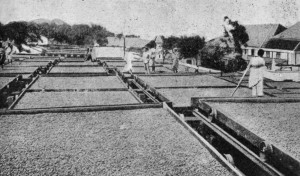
[200,45,247,73]
[0,21,114,46]
[162,35,205,58]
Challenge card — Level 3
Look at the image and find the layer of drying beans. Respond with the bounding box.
[30,76,125,89]
[273,93,300,98]
[0,67,37,73]
[23,59,56,62]
[140,75,236,88]
[50,67,105,73]
[0,108,233,175]
[265,81,300,89]
[117,66,171,73]
[14,91,138,109]
[158,88,252,107]
[8,62,48,67]
[208,102,300,161]
[58,62,99,66]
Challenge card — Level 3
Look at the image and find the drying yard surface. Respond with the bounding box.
[4,47,300,175]
[14,91,138,109]
[140,75,235,87]
[158,88,252,107]
[0,67,37,73]
[0,109,232,176]
[208,102,300,161]
[58,62,99,66]
[7,61,49,67]
[116,66,171,73]
[49,67,105,73]
[30,76,125,89]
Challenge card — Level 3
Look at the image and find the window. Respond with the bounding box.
[186,60,192,64]
[266,51,270,58]
[251,49,255,56]
[276,52,281,59]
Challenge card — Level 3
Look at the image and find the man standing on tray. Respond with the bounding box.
[142,47,150,74]
[249,49,266,97]
[149,48,156,72]
[171,47,180,73]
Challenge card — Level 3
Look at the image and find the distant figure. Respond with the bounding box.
[149,48,156,72]
[249,49,266,97]
[0,42,6,68]
[123,52,141,73]
[85,48,92,61]
[223,16,235,39]
[223,16,249,54]
[171,47,181,73]
[6,42,17,65]
[142,47,150,74]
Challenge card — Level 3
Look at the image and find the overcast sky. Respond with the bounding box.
[0,0,299,40]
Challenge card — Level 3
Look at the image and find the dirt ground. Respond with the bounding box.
[208,102,300,161]
[0,108,233,176]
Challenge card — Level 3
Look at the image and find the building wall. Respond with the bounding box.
[243,47,298,65]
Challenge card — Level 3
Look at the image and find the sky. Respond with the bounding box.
[0,0,299,40]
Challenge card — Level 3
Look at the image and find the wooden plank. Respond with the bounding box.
[191,97,300,103]
[27,88,128,92]
[0,103,162,115]
[8,75,40,109]
[155,85,239,89]
[46,73,108,77]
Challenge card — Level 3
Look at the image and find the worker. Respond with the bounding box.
[142,47,150,74]
[223,16,235,39]
[149,48,156,72]
[7,42,18,65]
[122,52,136,74]
[171,47,180,73]
[85,48,92,61]
[0,42,6,69]
[249,49,266,97]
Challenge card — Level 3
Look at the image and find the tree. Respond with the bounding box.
[162,35,205,58]
[178,35,205,58]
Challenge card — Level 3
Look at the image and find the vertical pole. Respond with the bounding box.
[123,35,126,58]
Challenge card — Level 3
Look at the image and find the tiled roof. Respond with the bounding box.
[262,22,300,50]
[273,22,300,41]
[205,24,286,49]
[244,24,286,47]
